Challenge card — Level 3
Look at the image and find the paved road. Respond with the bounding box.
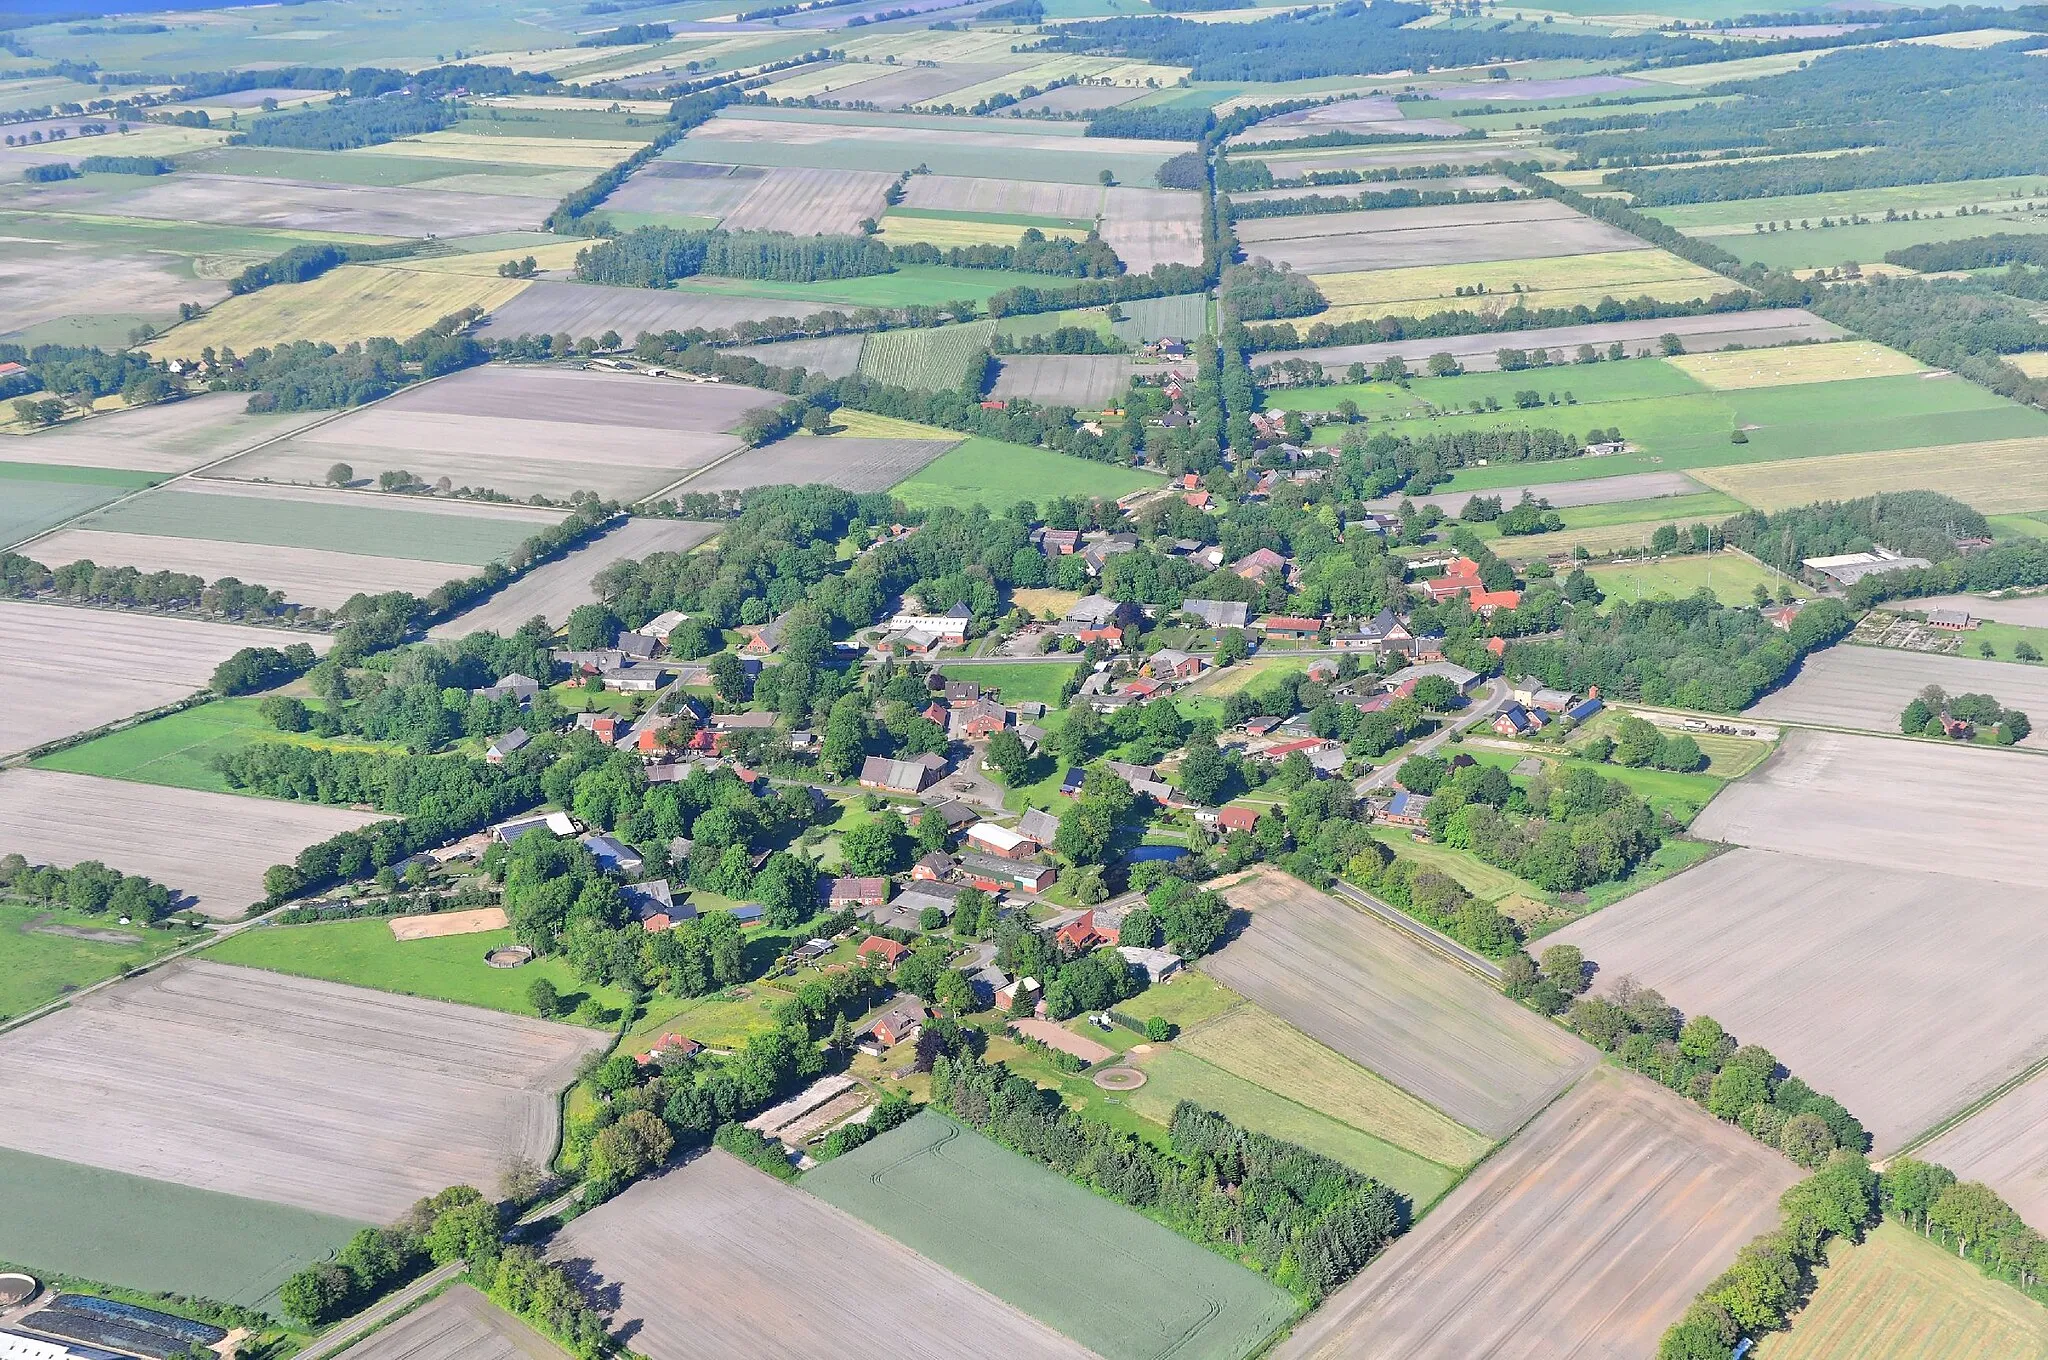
[1354,676,1510,795]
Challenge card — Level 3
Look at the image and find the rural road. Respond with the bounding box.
[1354,676,1510,795]
[297,1262,466,1360]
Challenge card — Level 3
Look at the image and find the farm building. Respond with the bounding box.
[1377,790,1432,827]
[959,853,1055,894]
[951,699,1010,740]
[856,936,910,967]
[1147,649,1206,682]
[912,852,955,882]
[580,833,644,876]
[625,880,692,931]
[1019,808,1061,845]
[995,976,1041,1013]
[1493,703,1547,738]
[1233,549,1288,582]
[966,823,1036,859]
[1117,946,1183,984]
[1180,599,1249,628]
[859,753,948,794]
[1802,548,1933,588]
[885,882,966,931]
[1385,661,1480,694]
[1256,616,1324,641]
[1064,595,1136,630]
[492,810,577,844]
[485,729,530,764]
[477,674,540,706]
[1512,677,1577,712]
[824,876,890,908]
[1928,609,1976,630]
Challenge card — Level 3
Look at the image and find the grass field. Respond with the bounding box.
[0,467,154,546]
[1368,826,1529,904]
[1695,437,2048,514]
[0,902,194,1021]
[825,409,960,441]
[805,1112,1298,1360]
[1668,340,1924,390]
[203,917,628,1023]
[1584,551,1795,607]
[855,319,994,392]
[152,265,529,357]
[35,699,398,794]
[623,986,792,1055]
[1309,248,1730,320]
[0,1145,362,1311]
[1755,1221,2048,1360]
[1117,971,1244,1031]
[1691,212,2048,272]
[941,661,1079,707]
[675,263,1057,309]
[1125,1048,1459,1208]
[1179,1005,1491,1169]
[891,436,1162,512]
[77,487,544,563]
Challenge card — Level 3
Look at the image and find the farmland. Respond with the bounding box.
[152,265,532,357]
[2,392,333,476]
[0,960,606,1222]
[1277,1065,1801,1360]
[344,1285,568,1360]
[892,437,1162,512]
[856,319,995,391]
[429,517,722,638]
[1696,437,2048,514]
[203,917,629,1023]
[1748,648,2048,746]
[1667,340,1925,389]
[807,1112,1298,1360]
[1920,1066,2048,1230]
[678,433,959,497]
[0,901,192,1022]
[0,1146,361,1311]
[1236,200,1647,275]
[0,464,158,547]
[1200,869,1595,1138]
[1755,1221,2048,1360]
[1308,248,1732,322]
[0,602,332,761]
[549,1150,1099,1359]
[1583,550,1797,608]
[18,528,476,611]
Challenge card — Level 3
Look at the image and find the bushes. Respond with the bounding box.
[22,163,75,182]
[478,1247,616,1359]
[276,1185,489,1327]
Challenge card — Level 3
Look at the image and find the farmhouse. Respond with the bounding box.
[866,996,927,1048]
[1064,595,1135,630]
[858,753,948,794]
[485,728,530,764]
[950,699,1010,740]
[1385,661,1480,695]
[1180,598,1249,629]
[856,936,910,967]
[624,880,692,930]
[1055,909,1111,951]
[604,663,669,693]
[477,674,540,706]
[1218,804,1262,834]
[1512,677,1577,712]
[825,876,890,908]
[1493,702,1547,738]
[1018,807,1061,846]
[1146,649,1206,682]
[912,852,955,882]
[643,610,689,640]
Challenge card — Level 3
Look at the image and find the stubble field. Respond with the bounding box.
[677,434,960,497]
[1277,1065,1801,1360]
[0,960,606,1222]
[1,392,334,475]
[1748,648,2048,746]
[1236,199,1645,274]
[342,1285,567,1360]
[1201,869,1595,1137]
[990,354,1146,407]
[430,517,722,637]
[21,528,479,610]
[152,265,533,357]
[550,1149,1099,1359]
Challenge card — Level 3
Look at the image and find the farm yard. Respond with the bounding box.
[429,517,722,637]
[0,960,607,1222]
[1748,648,2048,746]
[342,1285,568,1360]
[806,1112,1299,1360]
[549,1150,1100,1360]
[1555,849,2048,1154]
[1201,869,1594,1138]
[0,602,332,760]
[1276,1065,1801,1360]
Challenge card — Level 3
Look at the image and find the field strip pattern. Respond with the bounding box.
[429,517,722,637]
[1746,647,2048,748]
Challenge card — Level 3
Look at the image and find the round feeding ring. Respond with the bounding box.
[1092,1066,1147,1091]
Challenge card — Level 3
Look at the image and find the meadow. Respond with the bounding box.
[890,437,1162,512]
[76,485,545,564]
[1696,436,2048,514]
[1583,550,1794,607]
[0,902,194,1022]
[940,661,1080,708]
[1667,339,1924,389]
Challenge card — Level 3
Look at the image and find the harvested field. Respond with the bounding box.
[220,365,780,502]
[430,518,721,638]
[1228,174,1514,205]
[726,333,868,377]
[389,908,508,941]
[1694,437,2048,514]
[551,1149,1098,1360]
[718,166,896,234]
[1373,469,1703,518]
[991,355,1145,407]
[599,161,763,220]
[1202,869,1594,1137]
[807,1112,1297,1360]
[1099,187,1205,273]
[1178,1004,1490,1168]
[0,769,378,916]
[0,601,332,760]
[1696,728,2048,884]
[680,434,957,496]
[0,960,605,1221]
[1310,249,1727,318]
[471,279,824,340]
[1257,143,1532,180]
[341,1285,567,1360]
[1237,200,1641,273]
[672,116,1190,188]
[899,175,1104,218]
[813,63,1029,109]
[1754,1220,2048,1360]
[1669,339,1924,389]
[0,1146,360,1312]
[1920,1069,2048,1231]
[2,391,334,475]
[0,238,229,342]
[1556,847,2048,1153]
[1748,647,2048,747]
[153,266,531,358]
[1277,1064,1800,1360]
[1259,310,1843,376]
[1111,292,1210,343]
[22,529,478,611]
[98,174,550,238]
[1006,1018,1114,1063]
[1901,591,2048,628]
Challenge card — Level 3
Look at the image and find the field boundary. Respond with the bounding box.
[1326,879,1502,983]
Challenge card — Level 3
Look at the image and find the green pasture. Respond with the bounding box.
[0,903,194,1021]
[1990,513,2048,539]
[589,209,721,233]
[184,145,571,188]
[805,1112,1298,1360]
[203,917,629,1023]
[893,205,1100,231]
[676,263,1062,309]
[1955,620,2048,664]
[0,1146,362,1312]
[1564,708,1773,778]
[1582,550,1792,607]
[1126,1049,1458,1209]
[1463,747,1726,826]
[1275,354,1706,421]
[452,110,660,140]
[891,436,1162,513]
[941,661,1079,708]
[1644,176,2048,232]
[0,462,158,545]
[1466,490,1746,539]
[78,488,547,563]
[1707,212,2048,272]
[34,699,400,794]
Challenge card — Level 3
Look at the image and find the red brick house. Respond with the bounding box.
[857,936,910,967]
[826,876,890,908]
[1056,910,1111,952]
[870,996,927,1047]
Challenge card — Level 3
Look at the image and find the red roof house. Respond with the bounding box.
[1218,804,1262,833]
[857,936,910,966]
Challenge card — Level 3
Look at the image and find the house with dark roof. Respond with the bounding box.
[958,853,1055,894]
[912,851,955,882]
[624,880,692,931]
[1018,807,1061,846]
[478,674,540,706]
[1180,598,1248,629]
[486,728,530,764]
[580,833,644,876]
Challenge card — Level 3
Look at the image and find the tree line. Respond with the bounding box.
[573,225,1127,288]
[0,852,179,924]
[1,552,305,625]
[237,94,455,151]
[1228,184,1523,220]
[1719,490,1991,574]
[226,240,417,296]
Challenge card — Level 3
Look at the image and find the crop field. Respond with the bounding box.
[1749,646,2048,746]
[672,263,1070,311]
[0,1146,361,1311]
[1669,339,1925,389]
[669,115,1192,188]
[345,1285,567,1360]
[1360,469,1707,518]
[1256,142,1557,182]
[0,902,189,1022]
[0,463,157,546]
[717,167,897,235]
[87,173,554,240]
[204,918,627,1023]
[598,160,765,222]
[1178,1005,1491,1168]
[33,698,397,795]
[0,770,381,917]
[1277,1065,1800,1360]
[990,354,1145,407]
[430,517,721,638]
[551,1149,1099,1359]
[0,601,333,761]
[1478,510,1735,563]
[1308,248,1733,321]
[1124,1048,1459,1208]
[0,960,606,1222]
[678,434,959,497]
[1583,551,1794,607]
[806,1112,1297,1360]
[2,391,334,476]
[1201,869,1595,1137]
[727,333,868,378]
[878,210,1087,250]
[23,527,480,611]
[1236,200,1644,274]
[1100,187,1207,273]
[152,265,530,358]
[1754,1220,2048,1360]
[856,319,994,391]
[221,364,781,502]
[1696,436,2048,514]
[891,436,1163,512]
[471,279,842,341]
[901,175,1105,218]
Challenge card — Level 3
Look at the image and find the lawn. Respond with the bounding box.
[0,902,196,1021]
[1126,1048,1459,1209]
[942,661,1079,707]
[804,1111,1299,1360]
[623,983,796,1054]
[890,436,1162,512]
[1960,620,2048,663]
[0,1145,362,1313]
[1754,1220,2048,1360]
[1584,551,1796,607]
[1463,747,1726,826]
[1565,708,1772,778]
[1117,971,1244,1032]
[202,917,628,1024]
[1369,825,1529,903]
[35,699,398,794]
[1193,655,1312,698]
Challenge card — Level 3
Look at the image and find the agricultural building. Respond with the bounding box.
[958,853,1055,894]
[1055,910,1111,951]
[825,876,890,908]
[1378,790,1432,826]
[1180,598,1249,628]
[858,753,948,794]
[966,823,1036,859]
[886,602,973,641]
[1256,616,1324,641]
[1928,609,1976,630]
[1117,946,1183,984]
[485,729,530,764]
[1384,661,1480,694]
[950,699,1010,740]
[1018,808,1061,845]
[625,881,692,931]
[1801,548,1933,587]
[580,833,644,876]
[477,674,540,706]
[995,976,1041,1013]
[1513,677,1577,712]
[492,810,577,844]
[1147,649,1206,681]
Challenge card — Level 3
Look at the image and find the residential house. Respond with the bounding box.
[1232,548,1288,583]
[1423,557,1486,603]
[1257,615,1324,642]
[604,663,669,693]
[553,648,626,675]
[1079,534,1139,576]
[1117,946,1183,984]
[1469,588,1522,616]
[941,679,982,704]
[868,996,927,1047]
[485,728,530,764]
[623,880,693,931]
[1180,598,1249,629]
[710,711,776,733]
[1147,649,1206,682]
[1056,910,1110,952]
[951,699,1010,741]
[1492,702,1546,738]
[1218,804,1262,834]
[858,753,948,794]
[966,822,1036,859]
[640,1032,702,1063]
[824,876,890,908]
[1307,658,1339,683]
[1016,721,1047,754]
[912,852,955,882]
[741,612,789,655]
[958,853,1055,894]
[1762,602,1806,630]
[1034,527,1082,556]
[909,799,977,832]
[885,881,967,930]
[1018,807,1061,846]
[856,936,910,967]
[1103,759,1155,785]
[994,976,1041,1013]
[477,673,540,707]
[581,833,644,876]
[1334,607,1413,655]
[617,632,659,661]
[1059,767,1086,797]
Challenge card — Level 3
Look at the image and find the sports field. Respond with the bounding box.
[204,917,628,1023]
[806,1112,1298,1360]
[0,1145,362,1311]
[0,902,192,1022]
[1584,551,1793,607]
[892,437,1162,512]
[1755,1221,2048,1360]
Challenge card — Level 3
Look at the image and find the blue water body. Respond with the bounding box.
[1126,845,1188,864]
